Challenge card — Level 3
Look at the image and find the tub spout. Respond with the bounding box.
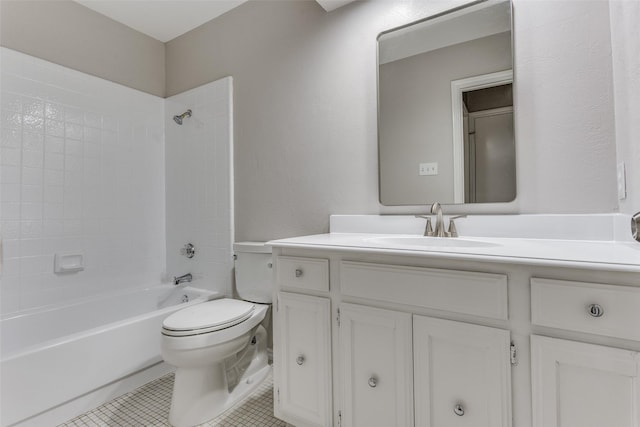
[174,273,192,285]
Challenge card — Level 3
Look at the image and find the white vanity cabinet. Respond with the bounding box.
[272,253,515,427]
[413,316,512,427]
[271,245,640,427]
[531,335,640,427]
[339,303,413,427]
[338,305,513,427]
[530,278,640,427]
[338,260,512,427]
[274,292,332,427]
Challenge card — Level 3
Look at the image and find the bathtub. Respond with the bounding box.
[0,284,219,427]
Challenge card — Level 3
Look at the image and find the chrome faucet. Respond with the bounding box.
[431,202,446,237]
[173,273,192,285]
[417,203,466,237]
[632,212,640,242]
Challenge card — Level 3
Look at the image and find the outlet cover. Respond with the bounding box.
[419,162,438,176]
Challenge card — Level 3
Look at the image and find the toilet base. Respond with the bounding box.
[167,326,270,427]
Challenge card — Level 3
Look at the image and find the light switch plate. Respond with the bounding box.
[419,162,438,176]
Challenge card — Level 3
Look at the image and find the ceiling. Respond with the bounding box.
[73,0,356,43]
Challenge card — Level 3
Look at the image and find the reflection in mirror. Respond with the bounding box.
[378,0,514,206]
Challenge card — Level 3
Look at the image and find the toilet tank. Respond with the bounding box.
[233,242,273,304]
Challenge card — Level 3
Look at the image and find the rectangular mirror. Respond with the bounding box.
[378,0,514,206]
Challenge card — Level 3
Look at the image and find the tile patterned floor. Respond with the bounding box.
[60,371,289,427]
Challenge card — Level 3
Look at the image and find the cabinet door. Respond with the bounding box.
[531,335,640,427]
[274,292,332,427]
[339,303,413,427]
[414,315,512,427]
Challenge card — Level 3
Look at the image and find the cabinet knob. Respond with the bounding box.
[454,403,465,416]
[368,376,378,388]
[296,355,305,365]
[295,269,303,278]
[588,303,604,318]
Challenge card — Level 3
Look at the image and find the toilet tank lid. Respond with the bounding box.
[233,241,272,254]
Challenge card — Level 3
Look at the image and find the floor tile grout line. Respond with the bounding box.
[59,371,287,427]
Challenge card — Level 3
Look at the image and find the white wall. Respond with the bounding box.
[165,78,234,297]
[0,48,166,315]
[609,0,640,215]
[166,0,620,241]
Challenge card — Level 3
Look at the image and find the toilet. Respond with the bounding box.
[161,242,272,427]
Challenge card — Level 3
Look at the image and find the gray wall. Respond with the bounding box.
[514,0,617,216]
[0,0,165,97]
[0,0,622,241]
[610,0,640,215]
[167,0,399,240]
[379,32,511,205]
[166,0,619,241]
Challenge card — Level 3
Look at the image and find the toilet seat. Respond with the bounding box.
[162,299,255,337]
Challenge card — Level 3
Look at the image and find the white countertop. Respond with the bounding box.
[268,215,640,273]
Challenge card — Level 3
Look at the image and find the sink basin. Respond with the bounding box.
[366,236,500,249]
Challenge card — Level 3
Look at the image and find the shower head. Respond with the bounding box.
[173,109,192,125]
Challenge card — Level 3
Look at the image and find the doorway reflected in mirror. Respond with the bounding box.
[462,83,515,203]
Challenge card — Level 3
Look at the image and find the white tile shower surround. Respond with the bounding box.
[59,371,289,427]
[165,78,234,297]
[1,47,166,315]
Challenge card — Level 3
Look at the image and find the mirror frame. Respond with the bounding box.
[376,0,518,214]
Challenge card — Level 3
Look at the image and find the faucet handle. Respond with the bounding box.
[447,220,459,238]
[447,215,467,238]
[415,215,434,236]
[425,218,434,236]
[180,243,196,258]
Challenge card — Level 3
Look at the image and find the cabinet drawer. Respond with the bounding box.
[340,261,508,320]
[277,256,329,292]
[531,278,640,341]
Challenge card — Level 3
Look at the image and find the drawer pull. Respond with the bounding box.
[588,303,604,318]
[368,376,378,388]
[296,355,305,365]
[295,269,303,278]
[454,403,465,416]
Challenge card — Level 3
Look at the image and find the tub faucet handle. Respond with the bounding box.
[180,243,196,259]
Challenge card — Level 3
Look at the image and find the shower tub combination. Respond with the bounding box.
[1,284,218,427]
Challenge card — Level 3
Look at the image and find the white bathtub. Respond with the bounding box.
[0,284,219,427]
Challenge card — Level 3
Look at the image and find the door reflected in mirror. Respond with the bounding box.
[378,0,515,206]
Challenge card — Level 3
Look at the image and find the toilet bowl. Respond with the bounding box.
[161,242,273,427]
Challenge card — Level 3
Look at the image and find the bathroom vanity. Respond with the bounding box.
[269,214,640,427]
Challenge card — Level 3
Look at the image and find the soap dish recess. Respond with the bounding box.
[54,253,84,273]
